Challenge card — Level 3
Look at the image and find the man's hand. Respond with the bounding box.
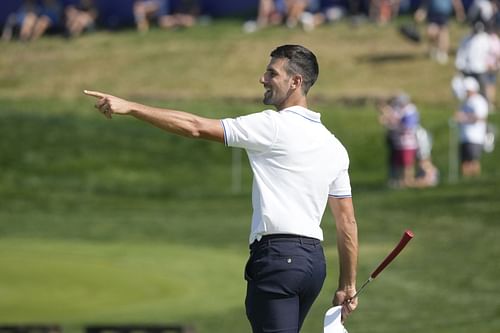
[84,90,134,119]
[333,288,358,323]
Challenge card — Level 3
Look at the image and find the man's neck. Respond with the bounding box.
[277,96,308,111]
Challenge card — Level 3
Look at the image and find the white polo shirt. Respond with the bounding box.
[459,93,489,144]
[455,32,491,74]
[221,106,352,244]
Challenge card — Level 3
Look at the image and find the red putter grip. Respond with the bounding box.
[370,230,414,279]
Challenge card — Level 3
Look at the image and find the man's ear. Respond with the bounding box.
[291,74,303,90]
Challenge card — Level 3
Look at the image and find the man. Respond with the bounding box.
[455,21,492,101]
[84,44,358,333]
[467,0,496,26]
[391,94,420,188]
[133,0,170,33]
[377,94,420,188]
[414,0,465,64]
[454,77,489,178]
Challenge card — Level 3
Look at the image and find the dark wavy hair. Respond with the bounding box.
[270,45,319,95]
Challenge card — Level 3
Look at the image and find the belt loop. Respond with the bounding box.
[299,237,303,245]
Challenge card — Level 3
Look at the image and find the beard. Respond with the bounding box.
[263,89,284,107]
[262,90,273,105]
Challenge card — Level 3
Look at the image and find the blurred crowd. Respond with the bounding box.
[375,0,499,188]
[376,73,494,189]
[3,0,500,41]
[1,0,201,41]
[242,0,405,33]
[1,1,499,40]
[2,0,498,187]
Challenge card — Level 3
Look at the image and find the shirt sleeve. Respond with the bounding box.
[221,110,278,152]
[328,168,352,198]
[328,144,352,198]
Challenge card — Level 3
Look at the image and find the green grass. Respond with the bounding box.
[1,19,500,333]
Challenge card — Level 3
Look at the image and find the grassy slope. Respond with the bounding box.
[1,19,499,333]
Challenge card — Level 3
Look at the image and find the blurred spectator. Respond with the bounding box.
[133,0,170,33]
[376,96,399,186]
[64,0,98,38]
[467,0,496,26]
[377,93,420,188]
[485,19,500,110]
[454,77,489,178]
[31,0,63,40]
[414,0,465,64]
[242,0,287,33]
[242,0,321,32]
[297,0,348,31]
[159,0,200,29]
[411,125,439,187]
[2,0,38,41]
[2,0,62,42]
[455,21,491,99]
[369,0,400,25]
[321,0,349,23]
[285,0,321,29]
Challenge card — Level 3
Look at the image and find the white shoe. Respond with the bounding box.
[436,51,448,64]
[300,12,315,32]
[242,20,258,33]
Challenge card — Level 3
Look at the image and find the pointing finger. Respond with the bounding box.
[84,90,107,99]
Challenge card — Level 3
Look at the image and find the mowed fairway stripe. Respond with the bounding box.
[0,238,246,322]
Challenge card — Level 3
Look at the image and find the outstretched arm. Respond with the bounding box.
[328,196,358,322]
[84,90,225,143]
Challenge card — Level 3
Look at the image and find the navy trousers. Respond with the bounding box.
[245,235,327,333]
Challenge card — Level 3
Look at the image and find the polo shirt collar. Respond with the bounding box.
[280,105,321,123]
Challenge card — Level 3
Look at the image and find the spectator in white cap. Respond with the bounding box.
[454,76,489,178]
[455,21,491,98]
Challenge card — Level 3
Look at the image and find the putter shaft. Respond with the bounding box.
[352,277,372,299]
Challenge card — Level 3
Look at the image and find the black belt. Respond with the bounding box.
[250,234,320,249]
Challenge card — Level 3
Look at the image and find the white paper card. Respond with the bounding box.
[323,306,348,333]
